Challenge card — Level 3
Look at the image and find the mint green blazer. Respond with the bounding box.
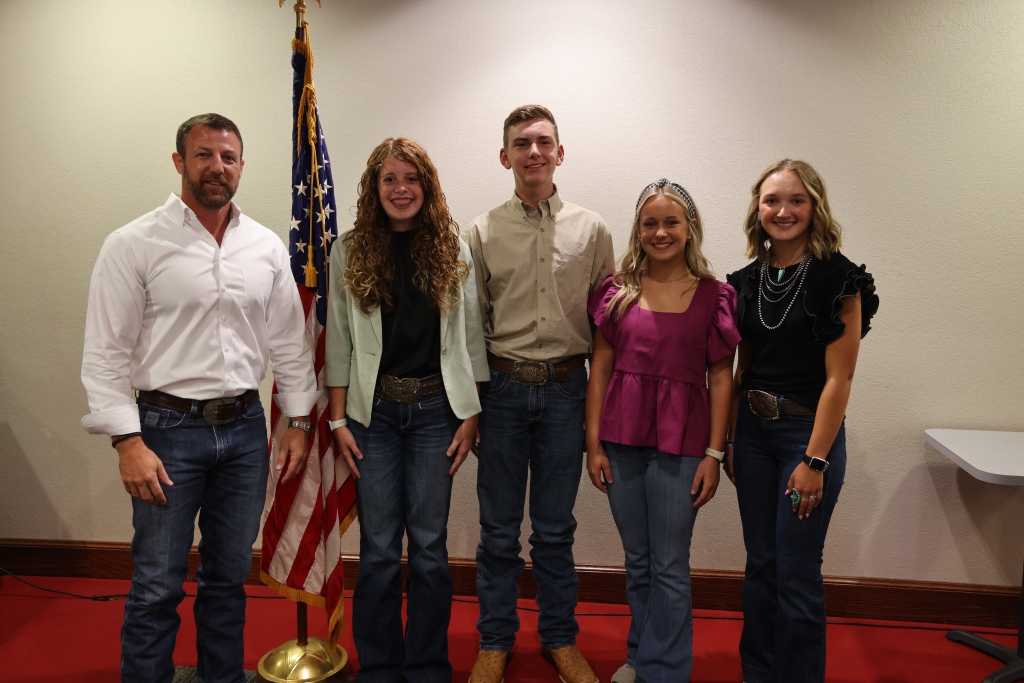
[324,238,489,425]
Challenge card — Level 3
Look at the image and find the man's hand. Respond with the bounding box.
[277,427,309,483]
[116,436,172,505]
[586,442,613,494]
[447,415,478,476]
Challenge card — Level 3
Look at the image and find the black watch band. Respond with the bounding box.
[802,454,829,472]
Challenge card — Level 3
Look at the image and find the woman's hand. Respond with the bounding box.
[586,442,613,494]
[723,444,736,484]
[333,426,363,479]
[447,415,478,475]
[691,455,721,508]
[786,462,823,519]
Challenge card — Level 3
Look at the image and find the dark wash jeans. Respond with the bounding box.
[122,397,269,683]
[733,396,847,683]
[348,386,461,683]
[475,364,588,651]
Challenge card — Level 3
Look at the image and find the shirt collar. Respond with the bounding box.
[163,193,242,233]
[509,185,562,220]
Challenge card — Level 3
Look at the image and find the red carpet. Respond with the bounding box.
[0,575,1017,682]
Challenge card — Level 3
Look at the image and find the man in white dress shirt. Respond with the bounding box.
[81,113,319,683]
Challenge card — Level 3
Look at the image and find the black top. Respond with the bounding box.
[726,251,879,410]
[378,230,442,380]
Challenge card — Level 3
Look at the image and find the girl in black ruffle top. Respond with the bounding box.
[724,159,878,683]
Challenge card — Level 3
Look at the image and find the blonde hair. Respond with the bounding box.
[606,180,715,320]
[743,159,842,260]
[343,138,468,314]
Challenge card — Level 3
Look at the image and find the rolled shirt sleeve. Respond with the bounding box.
[81,232,147,436]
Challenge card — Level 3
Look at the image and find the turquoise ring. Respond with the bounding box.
[790,489,801,505]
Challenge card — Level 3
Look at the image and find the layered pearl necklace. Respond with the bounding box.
[758,250,811,330]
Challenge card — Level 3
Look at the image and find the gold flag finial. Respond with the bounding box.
[280,0,321,28]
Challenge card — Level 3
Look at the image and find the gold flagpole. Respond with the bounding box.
[258,5,346,682]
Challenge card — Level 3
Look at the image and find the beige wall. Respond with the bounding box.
[1,0,1023,586]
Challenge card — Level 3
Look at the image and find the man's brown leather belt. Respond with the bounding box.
[743,389,815,420]
[487,352,586,387]
[138,389,260,426]
[378,375,445,403]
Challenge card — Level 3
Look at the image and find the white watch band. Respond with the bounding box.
[328,418,348,431]
[705,447,725,462]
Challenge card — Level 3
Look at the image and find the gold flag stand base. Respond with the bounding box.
[257,602,349,683]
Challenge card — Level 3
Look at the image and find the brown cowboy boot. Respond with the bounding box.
[541,645,600,683]
[468,650,512,683]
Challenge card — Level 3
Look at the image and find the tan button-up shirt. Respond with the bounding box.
[465,189,615,363]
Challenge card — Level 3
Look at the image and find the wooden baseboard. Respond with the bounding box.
[0,538,1018,629]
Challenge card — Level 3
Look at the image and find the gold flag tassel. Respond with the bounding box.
[294,20,325,289]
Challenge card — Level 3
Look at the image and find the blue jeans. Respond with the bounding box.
[733,397,847,683]
[475,365,588,651]
[348,387,461,683]
[122,397,269,683]
[604,443,700,683]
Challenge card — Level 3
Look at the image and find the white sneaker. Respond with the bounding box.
[611,664,635,683]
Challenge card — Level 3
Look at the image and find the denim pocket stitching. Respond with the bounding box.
[552,370,588,399]
[239,404,266,421]
[138,404,188,430]
[486,369,511,396]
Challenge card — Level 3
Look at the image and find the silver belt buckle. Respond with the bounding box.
[202,397,237,425]
[746,390,780,420]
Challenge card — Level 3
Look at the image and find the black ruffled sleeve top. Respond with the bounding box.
[726,251,879,410]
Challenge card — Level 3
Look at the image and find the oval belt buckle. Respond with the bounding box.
[747,390,780,420]
[203,397,237,425]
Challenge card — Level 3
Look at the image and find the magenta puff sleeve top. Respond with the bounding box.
[588,275,741,458]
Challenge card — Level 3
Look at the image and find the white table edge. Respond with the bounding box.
[925,429,1024,487]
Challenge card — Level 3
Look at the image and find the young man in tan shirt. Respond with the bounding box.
[465,105,615,683]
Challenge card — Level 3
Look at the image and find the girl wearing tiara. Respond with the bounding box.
[585,179,740,683]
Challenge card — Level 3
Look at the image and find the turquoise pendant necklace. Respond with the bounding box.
[777,267,785,282]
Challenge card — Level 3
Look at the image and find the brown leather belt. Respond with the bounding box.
[743,389,815,420]
[378,374,445,404]
[138,389,260,426]
[487,352,586,387]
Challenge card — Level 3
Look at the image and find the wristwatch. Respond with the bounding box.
[802,454,830,472]
[288,419,313,436]
[327,418,348,431]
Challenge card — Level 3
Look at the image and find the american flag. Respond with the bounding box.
[260,24,357,648]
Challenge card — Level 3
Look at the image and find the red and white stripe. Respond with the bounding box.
[261,286,357,646]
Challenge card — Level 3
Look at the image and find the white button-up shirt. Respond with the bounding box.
[81,194,319,436]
